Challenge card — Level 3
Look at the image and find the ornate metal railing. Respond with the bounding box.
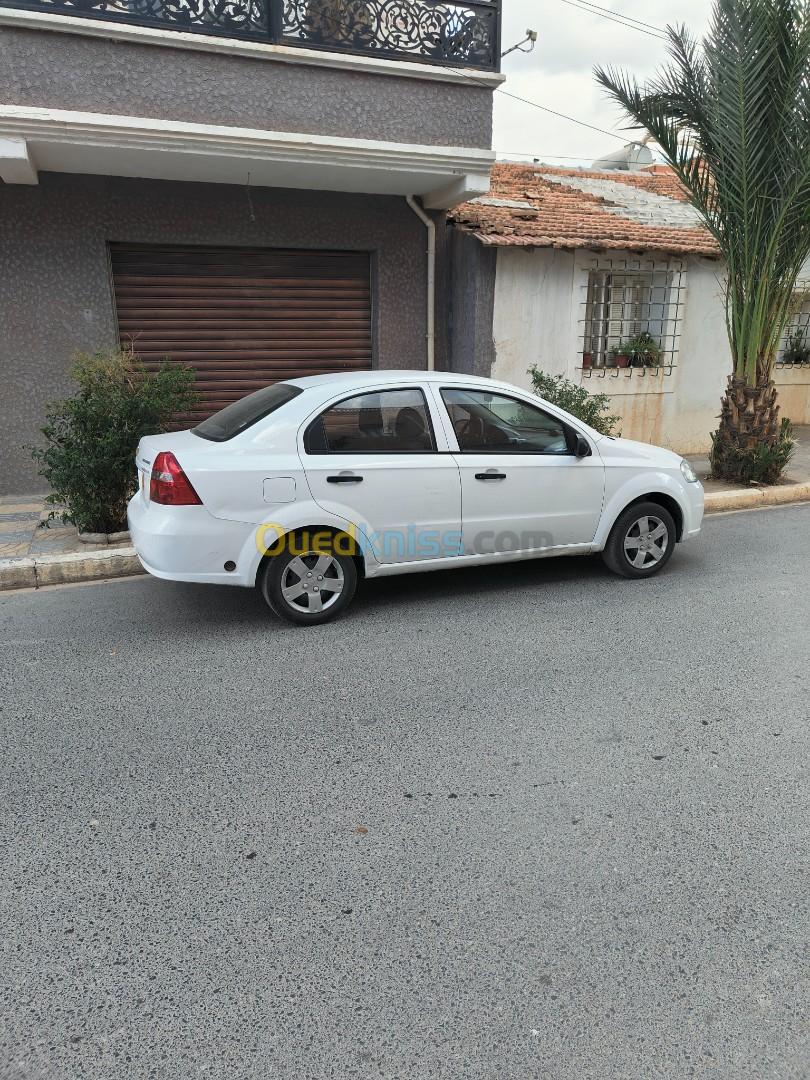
[6,0,501,68]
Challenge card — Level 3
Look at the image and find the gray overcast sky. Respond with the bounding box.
[493,0,712,165]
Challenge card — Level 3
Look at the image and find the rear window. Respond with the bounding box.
[192,383,303,442]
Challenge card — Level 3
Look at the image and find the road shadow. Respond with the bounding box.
[57,538,706,639]
[352,552,609,612]
[139,551,622,634]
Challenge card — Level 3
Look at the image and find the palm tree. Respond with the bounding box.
[595,0,810,483]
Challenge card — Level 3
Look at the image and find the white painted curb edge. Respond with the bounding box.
[0,545,143,591]
[703,480,810,513]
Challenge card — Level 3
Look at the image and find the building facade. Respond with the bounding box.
[0,0,501,492]
[449,163,810,454]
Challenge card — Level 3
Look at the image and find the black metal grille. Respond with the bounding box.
[6,0,501,68]
[579,256,685,379]
[775,284,810,367]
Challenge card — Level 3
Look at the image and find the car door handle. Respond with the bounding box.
[327,474,363,484]
[475,471,506,481]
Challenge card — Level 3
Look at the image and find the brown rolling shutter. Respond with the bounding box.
[110,243,372,423]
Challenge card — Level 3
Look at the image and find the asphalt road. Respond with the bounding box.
[1,505,808,1080]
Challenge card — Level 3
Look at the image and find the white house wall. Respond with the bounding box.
[491,247,578,383]
[658,255,729,452]
[775,257,810,425]
[490,247,810,454]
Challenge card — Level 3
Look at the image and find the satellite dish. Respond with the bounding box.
[592,143,654,172]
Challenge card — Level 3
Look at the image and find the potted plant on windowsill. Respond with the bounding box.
[609,346,631,368]
[783,330,809,365]
[627,332,663,368]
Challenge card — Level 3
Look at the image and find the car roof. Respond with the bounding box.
[285,370,500,390]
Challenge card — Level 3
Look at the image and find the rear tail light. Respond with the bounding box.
[150,451,202,506]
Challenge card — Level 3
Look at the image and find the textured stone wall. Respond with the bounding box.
[0,172,431,493]
[0,25,493,148]
[447,227,496,378]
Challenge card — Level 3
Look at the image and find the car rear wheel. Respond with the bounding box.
[601,501,676,579]
[260,547,357,625]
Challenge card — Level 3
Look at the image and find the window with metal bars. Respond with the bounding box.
[579,258,685,375]
[776,287,810,365]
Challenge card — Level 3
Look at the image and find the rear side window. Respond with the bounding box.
[193,383,302,442]
[305,389,435,453]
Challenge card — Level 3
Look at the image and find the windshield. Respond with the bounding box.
[192,383,303,442]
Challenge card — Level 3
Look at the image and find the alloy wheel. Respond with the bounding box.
[623,514,669,569]
[280,553,345,614]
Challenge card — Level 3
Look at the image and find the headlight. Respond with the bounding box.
[680,458,699,483]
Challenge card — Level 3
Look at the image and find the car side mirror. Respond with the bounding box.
[575,435,591,458]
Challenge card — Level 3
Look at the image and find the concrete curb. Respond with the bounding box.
[0,545,143,591]
[704,480,810,513]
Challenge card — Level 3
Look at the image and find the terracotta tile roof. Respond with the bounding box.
[451,162,720,257]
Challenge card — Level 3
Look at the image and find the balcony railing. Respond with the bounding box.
[5,0,501,69]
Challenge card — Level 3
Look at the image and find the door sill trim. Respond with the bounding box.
[367,543,595,577]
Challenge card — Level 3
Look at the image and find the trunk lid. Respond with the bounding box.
[135,430,202,506]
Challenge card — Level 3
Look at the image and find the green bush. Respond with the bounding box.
[529,368,621,437]
[31,348,197,533]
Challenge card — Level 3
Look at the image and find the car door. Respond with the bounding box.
[300,385,461,564]
[433,386,605,555]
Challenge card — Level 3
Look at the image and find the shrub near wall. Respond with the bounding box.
[529,368,621,437]
[31,348,197,534]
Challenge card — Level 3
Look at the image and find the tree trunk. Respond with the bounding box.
[710,375,790,484]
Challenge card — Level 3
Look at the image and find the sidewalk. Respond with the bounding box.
[684,422,810,510]
[0,496,140,590]
[2,426,809,591]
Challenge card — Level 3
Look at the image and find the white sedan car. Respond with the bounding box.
[128,370,704,624]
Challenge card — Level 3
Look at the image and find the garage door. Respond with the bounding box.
[110,244,373,423]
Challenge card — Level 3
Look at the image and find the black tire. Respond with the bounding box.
[601,500,677,579]
[260,545,357,625]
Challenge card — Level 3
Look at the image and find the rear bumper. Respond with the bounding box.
[127,493,256,586]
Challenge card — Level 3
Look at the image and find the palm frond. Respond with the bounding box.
[595,0,810,384]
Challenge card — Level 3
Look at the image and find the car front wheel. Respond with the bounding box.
[601,501,676,579]
[260,547,357,625]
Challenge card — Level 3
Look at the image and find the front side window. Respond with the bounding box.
[441,389,570,454]
[305,389,435,453]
